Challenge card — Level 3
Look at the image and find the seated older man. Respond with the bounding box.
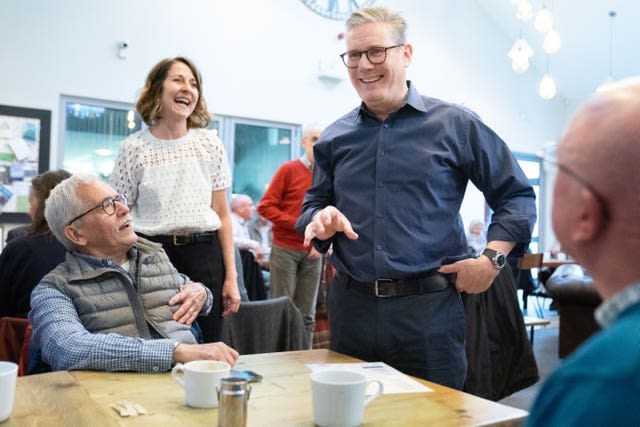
[29,173,238,372]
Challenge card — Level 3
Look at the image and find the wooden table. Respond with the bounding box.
[523,315,552,344]
[8,349,527,426]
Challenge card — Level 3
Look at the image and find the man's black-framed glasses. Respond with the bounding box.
[538,150,610,220]
[340,44,404,68]
[68,194,128,226]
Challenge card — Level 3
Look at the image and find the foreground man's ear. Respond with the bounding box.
[571,188,607,243]
[64,224,88,247]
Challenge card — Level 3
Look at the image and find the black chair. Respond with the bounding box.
[221,296,308,354]
[238,249,267,301]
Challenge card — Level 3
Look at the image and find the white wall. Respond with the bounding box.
[0,0,568,242]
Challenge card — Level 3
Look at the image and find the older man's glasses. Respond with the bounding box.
[68,194,128,226]
[538,151,609,220]
[340,44,404,68]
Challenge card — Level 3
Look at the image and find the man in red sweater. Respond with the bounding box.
[258,123,324,346]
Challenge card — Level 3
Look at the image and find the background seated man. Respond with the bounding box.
[29,173,238,372]
[248,214,272,270]
[466,219,486,258]
[230,194,267,300]
[230,194,265,260]
[248,214,272,294]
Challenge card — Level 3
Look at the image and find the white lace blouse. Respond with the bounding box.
[110,128,231,235]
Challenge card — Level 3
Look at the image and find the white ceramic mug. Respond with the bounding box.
[311,370,383,427]
[0,361,18,422]
[171,360,231,408]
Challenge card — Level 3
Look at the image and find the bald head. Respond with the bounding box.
[231,194,255,220]
[559,78,640,222]
[553,77,640,296]
[302,122,325,165]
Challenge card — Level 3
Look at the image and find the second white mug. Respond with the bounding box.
[311,370,383,427]
[0,361,18,423]
[172,360,231,408]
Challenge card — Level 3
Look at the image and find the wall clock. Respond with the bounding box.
[299,0,376,21]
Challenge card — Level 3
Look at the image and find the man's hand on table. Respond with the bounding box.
[174,342,239,366]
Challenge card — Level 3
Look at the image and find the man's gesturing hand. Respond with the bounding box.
[303,206,358,247]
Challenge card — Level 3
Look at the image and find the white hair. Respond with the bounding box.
[302,121,327,136]
[45,173,102,250]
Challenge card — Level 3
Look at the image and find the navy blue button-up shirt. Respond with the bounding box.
[296,82,536,282]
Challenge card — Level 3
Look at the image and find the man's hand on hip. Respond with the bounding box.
[439,257,499,294]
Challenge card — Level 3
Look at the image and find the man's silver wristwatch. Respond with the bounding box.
[481,248,507,270]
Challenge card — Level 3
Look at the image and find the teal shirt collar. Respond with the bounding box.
[595,281,640,328]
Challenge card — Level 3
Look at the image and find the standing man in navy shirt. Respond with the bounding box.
[296,6,536,389]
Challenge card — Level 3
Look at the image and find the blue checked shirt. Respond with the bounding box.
[29,249,212,373]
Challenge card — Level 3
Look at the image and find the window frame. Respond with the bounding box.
[215,115,302,201]
[513,151,543,252]
[57,95,142,178]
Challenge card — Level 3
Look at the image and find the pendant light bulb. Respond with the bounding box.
[535,8,554,33]
[539,74,557,100]
[543,30,561,54]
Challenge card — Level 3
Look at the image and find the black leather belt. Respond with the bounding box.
[344,271,455,297]
[140,231,217,246]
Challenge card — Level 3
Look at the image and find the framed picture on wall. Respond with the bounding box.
[0,105,51,223]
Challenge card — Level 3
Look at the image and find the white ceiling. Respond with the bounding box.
[476,0,640,105]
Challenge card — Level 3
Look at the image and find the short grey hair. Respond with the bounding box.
[468,219,484,234]
[230,193,252,213]
[302,121,327,136]
[346,6,407,45]
[45,172,102,250]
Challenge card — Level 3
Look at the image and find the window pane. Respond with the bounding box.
[519,159,540,179]
[515,154,541,251]
[531,184,539,238]
[62,101,141,180]
[232,123,291,203]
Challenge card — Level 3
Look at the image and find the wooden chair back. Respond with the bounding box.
[518,253,543,271]
[0,316,31,376]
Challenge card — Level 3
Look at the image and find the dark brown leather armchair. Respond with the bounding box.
[545,263,602,357]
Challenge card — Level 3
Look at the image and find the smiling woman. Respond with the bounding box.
[110,57,241,344]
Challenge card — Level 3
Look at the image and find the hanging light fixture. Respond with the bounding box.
[539,74,556,99]
[543,30,561,54]
[539,56,556,100]
[508,38,534,73]
[516,0,533,21]
[597,11,617,93]
[127,110,136,129]
[534,7,554,33]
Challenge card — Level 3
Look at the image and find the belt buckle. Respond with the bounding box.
[374,279,393,297]
[172,235,184,246]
